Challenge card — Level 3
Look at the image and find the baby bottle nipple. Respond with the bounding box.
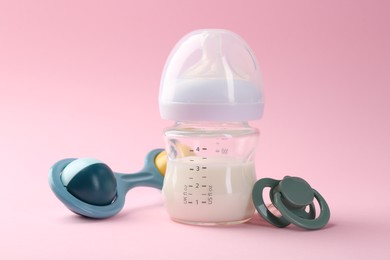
[182,32,235,80]
[160,29,264,121]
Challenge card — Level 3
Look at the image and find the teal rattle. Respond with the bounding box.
[48,149,167,218]
[252,176,330,230]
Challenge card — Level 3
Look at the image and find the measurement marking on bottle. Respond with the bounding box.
[189,177,194,179]
[202,157,207,160]
[188,202,193,204]
[189,185,193,188]
[202,193,207,195]
[190,147,208,152]
[202,166,207,169]
[190,159,194,161]
[189,168,194,171]
[188,193,192,195]
[202,185,207,187]
[202,201,206,204]
[202,176,206,178]
[216,148,228,154]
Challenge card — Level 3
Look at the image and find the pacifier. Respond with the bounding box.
[48,149,166,218]
[252,176,330,230]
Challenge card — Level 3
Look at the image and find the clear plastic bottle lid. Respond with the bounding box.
[159,29,264,121]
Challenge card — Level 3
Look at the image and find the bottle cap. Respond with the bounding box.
[159,29,264,121]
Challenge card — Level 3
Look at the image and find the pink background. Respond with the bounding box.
[1,0,389,259]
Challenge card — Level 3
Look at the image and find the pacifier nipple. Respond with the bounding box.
[253,176,330,230]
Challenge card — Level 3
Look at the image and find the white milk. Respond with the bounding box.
[162,156,256,224]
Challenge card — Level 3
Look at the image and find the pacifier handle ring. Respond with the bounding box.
[274,189,330,230]
[49,159,126,219]
[252,178,291,228]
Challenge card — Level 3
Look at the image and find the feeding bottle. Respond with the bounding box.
[159,29,264,225]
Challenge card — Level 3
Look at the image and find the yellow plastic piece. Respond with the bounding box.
[154,151,167,176]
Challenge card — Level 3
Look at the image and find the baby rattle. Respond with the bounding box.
[48,149,166,218]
